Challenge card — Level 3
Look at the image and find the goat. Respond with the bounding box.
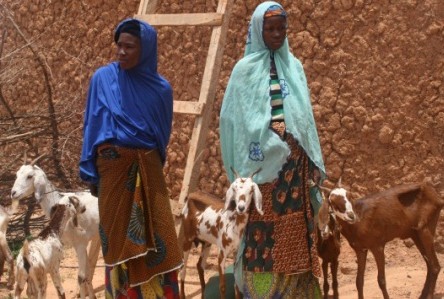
[323,179,443,299]
[14,196,84,299]
[316,191,340,299]
[10,154,100,299]
[0,198,20,289]
[179,167,263,299]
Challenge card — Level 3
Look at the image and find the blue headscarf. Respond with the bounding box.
[79,18,173,184]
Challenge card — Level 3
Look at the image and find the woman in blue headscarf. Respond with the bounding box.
[80,19,182,298]
[220,2,326,298]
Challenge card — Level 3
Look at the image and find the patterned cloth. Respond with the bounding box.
[243,124,321,275]
[270,54,284,122]
[242,123,322,298]
[243,271,321,299]
[264,4,287,19]
[105,265,179,299]
[96,144,182,292]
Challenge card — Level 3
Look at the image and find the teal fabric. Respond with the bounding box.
[220,2,327,293]
[220,1,325,186]
[204,265,236,299]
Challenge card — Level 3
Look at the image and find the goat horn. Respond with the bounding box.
[249,167,262,178]
[23,151,28,165]
[30,153,47,166]
[319,185,332,194]
[230,166,240,179]
[337,177,342,187]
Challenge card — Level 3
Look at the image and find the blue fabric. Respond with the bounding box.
[80,19,173,184]
[220,1,325,185]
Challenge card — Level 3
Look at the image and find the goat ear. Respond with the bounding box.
[253,183,264,215]
[224,186,235,211]
[34,174,46,201]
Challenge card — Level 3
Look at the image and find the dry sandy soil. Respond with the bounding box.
[1,237,443,299]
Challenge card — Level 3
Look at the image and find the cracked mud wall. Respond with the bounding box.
[0,0,443,203]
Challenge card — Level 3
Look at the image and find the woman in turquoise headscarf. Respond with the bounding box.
[220,2,326,298]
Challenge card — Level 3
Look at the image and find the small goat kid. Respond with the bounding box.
[324,179,443,299]
[14,196,84,299]
[10,154,99,299]
[316,194,340,299]
[179,167,263,299]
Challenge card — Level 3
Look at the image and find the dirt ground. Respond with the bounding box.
[1,237,443,299]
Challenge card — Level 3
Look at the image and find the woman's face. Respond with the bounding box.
[262,16,287,51]
[116,33,141,70]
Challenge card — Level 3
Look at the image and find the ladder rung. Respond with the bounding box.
[134,13,223,26]
[173,101,205,115]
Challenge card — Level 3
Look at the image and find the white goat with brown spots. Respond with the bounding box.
[10,154,99,299]
[13,196,84,299]
[179,167,263,299]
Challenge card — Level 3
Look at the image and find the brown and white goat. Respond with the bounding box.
[316,195,340,299]
[324,179,443,299]
[14,196,84,299]
[179,168,263,299]
[10,154,99,299]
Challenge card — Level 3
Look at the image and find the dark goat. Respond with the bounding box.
[324,179,443,299]
[317,196,340,299]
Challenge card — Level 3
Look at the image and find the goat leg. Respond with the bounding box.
[355,249,368,299]
[7,258,14,290]
[371,247,389,299]
[412,232,441,299]
[331,259,339,299]
[87,234,101,281]
[0,233,14,289]
[49,267,66,299]
[218,251,227,299]
[321,260,329,299]
[179,248,190,299]
[197,242,212,299]
[74,246,89,299]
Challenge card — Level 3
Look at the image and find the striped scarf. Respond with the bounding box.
[270,54,284,122]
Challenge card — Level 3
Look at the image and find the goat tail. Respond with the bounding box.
[422,180,444,207]
[22,240,32,273]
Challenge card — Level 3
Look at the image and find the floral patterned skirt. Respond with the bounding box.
[242,123,321,298]
[96,144,183,296]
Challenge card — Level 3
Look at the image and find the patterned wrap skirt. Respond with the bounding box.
[95,144,183,298]
[242,122,322,299]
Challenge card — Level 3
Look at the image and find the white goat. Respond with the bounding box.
[10,155,100,299]
[179,167,263,299]
[14,196,83,299]
[0,198,20,289]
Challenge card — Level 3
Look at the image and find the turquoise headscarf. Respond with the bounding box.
[220,1,325,184]
[224,2,327,291]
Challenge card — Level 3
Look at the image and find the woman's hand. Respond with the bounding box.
[89,183,98,197]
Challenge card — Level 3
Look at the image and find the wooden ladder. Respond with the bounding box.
[134,0,232,220]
